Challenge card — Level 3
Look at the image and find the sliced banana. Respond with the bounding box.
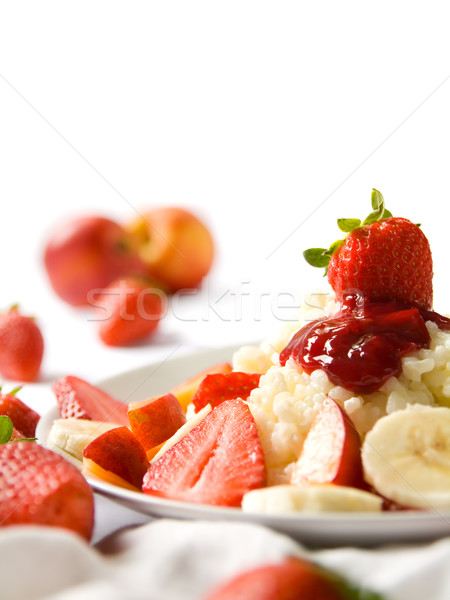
[362,405,450,509]
[47,418,119,467]
[242,484,382,514]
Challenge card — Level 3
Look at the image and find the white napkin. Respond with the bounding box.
[3,513,450,600]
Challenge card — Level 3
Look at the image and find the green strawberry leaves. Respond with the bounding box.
[0,415,13,444]
[303,248,333,269]
[0,385,22,396]
[303,239,346,271]
[337,218,361,232]
[363,188,392,225]
[0,414,37,444]
[303,188,392,272]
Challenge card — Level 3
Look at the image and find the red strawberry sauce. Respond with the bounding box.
[279,294,450,395]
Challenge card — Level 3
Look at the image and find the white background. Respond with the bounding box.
[1,1,450,412]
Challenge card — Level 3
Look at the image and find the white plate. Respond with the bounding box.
[37,345,450,548]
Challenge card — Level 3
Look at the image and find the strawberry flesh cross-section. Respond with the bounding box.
[143,398,266,506]
[192,371,261,412]
[53,375,129,426]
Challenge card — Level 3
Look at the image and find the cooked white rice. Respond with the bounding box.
[233,290,450,485]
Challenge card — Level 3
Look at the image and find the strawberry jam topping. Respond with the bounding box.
[279,294,450,395]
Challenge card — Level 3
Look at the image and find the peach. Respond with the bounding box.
[44,216,148,306]
[127,207,214,291]
[290,397,364,488]
[82,426,149,490]
[170,362,232,412]
[128,393,187,454]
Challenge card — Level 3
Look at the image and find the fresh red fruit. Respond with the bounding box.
[53,375,129,426]
[126,206,215,292]
[192,371,261,413]
[205,557,348,600]
[0,393,40,438]
[10,426,27,441]
[83,426,149,489]
[290,397,364,488]
[328,217,432,309]
[43,216,149,307]
[93,276,164,346]
[128,393,186,452]
[304,189,433,310]
[169,362,233,412]
[0,307,44,382]
[143,398,266,506]
[0,441,94,540]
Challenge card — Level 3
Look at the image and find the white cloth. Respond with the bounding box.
[3,508,450,600]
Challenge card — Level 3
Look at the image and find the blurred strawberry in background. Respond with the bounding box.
[42,207,214,346]
[93,275,165,346]
[0,306,44,382]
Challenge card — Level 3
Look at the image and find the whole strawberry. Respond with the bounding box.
[0,389,40,438]
[92,276,164,346]
[0,306,44,381]
[0,441,94,540]
[304,189,433,309]
[205,557,383,600]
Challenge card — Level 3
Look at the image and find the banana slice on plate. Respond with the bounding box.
[362,405,450,509]
[242,484,382,514]
[47,418,119,467]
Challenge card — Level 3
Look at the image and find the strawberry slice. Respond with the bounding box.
[53,375,129,426]
[0,392,40,438]
[143,398,266,506]
[0,441,94,540]
[192,371,261,412]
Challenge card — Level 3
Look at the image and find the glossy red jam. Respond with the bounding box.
[279,294,450,395]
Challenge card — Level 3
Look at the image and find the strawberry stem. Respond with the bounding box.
[303,188,392,272]
[8,386,23,396]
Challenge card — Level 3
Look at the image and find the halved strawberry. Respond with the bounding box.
[53,375,128,426]
[170,362,233,412]
[143,398,266,506]
[0,441,94,540]
[192,372,261,413]
[0,390,40,438]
